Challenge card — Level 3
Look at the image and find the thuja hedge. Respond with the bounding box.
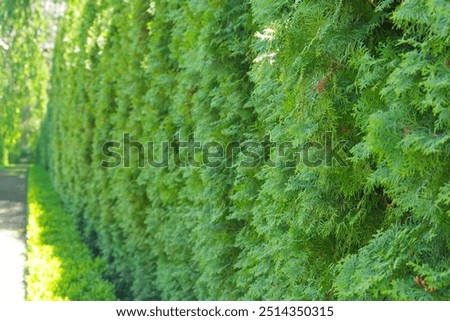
[39,0,450,300]
[26,165,116,300]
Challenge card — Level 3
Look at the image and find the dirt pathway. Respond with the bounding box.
[0,166,27,301]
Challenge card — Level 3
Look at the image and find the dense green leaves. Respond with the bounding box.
[334,0,450,300]
[39,0,449,300]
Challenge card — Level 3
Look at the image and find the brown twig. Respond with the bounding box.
[367,0,377,9]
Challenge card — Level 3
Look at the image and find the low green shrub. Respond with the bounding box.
[26,165,116,301]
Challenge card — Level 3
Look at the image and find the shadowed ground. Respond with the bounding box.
[0,166,27,301]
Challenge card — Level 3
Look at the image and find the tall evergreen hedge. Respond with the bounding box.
[40,0,450,300]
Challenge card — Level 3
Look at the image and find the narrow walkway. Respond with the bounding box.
[0,166,27,301]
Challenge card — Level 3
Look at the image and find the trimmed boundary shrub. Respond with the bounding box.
[26,165,116,301]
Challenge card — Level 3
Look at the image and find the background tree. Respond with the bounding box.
[0,0,64,165]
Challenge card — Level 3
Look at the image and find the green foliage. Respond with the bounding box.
[26,165,116,301]
[0,0,50,164]
[39,0,449,300]
[334,0,450,300]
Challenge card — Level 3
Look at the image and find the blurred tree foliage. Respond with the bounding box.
[38,0,449,300]
[0,0,52,164]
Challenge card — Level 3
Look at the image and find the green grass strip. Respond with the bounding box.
[26,165,116,300]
